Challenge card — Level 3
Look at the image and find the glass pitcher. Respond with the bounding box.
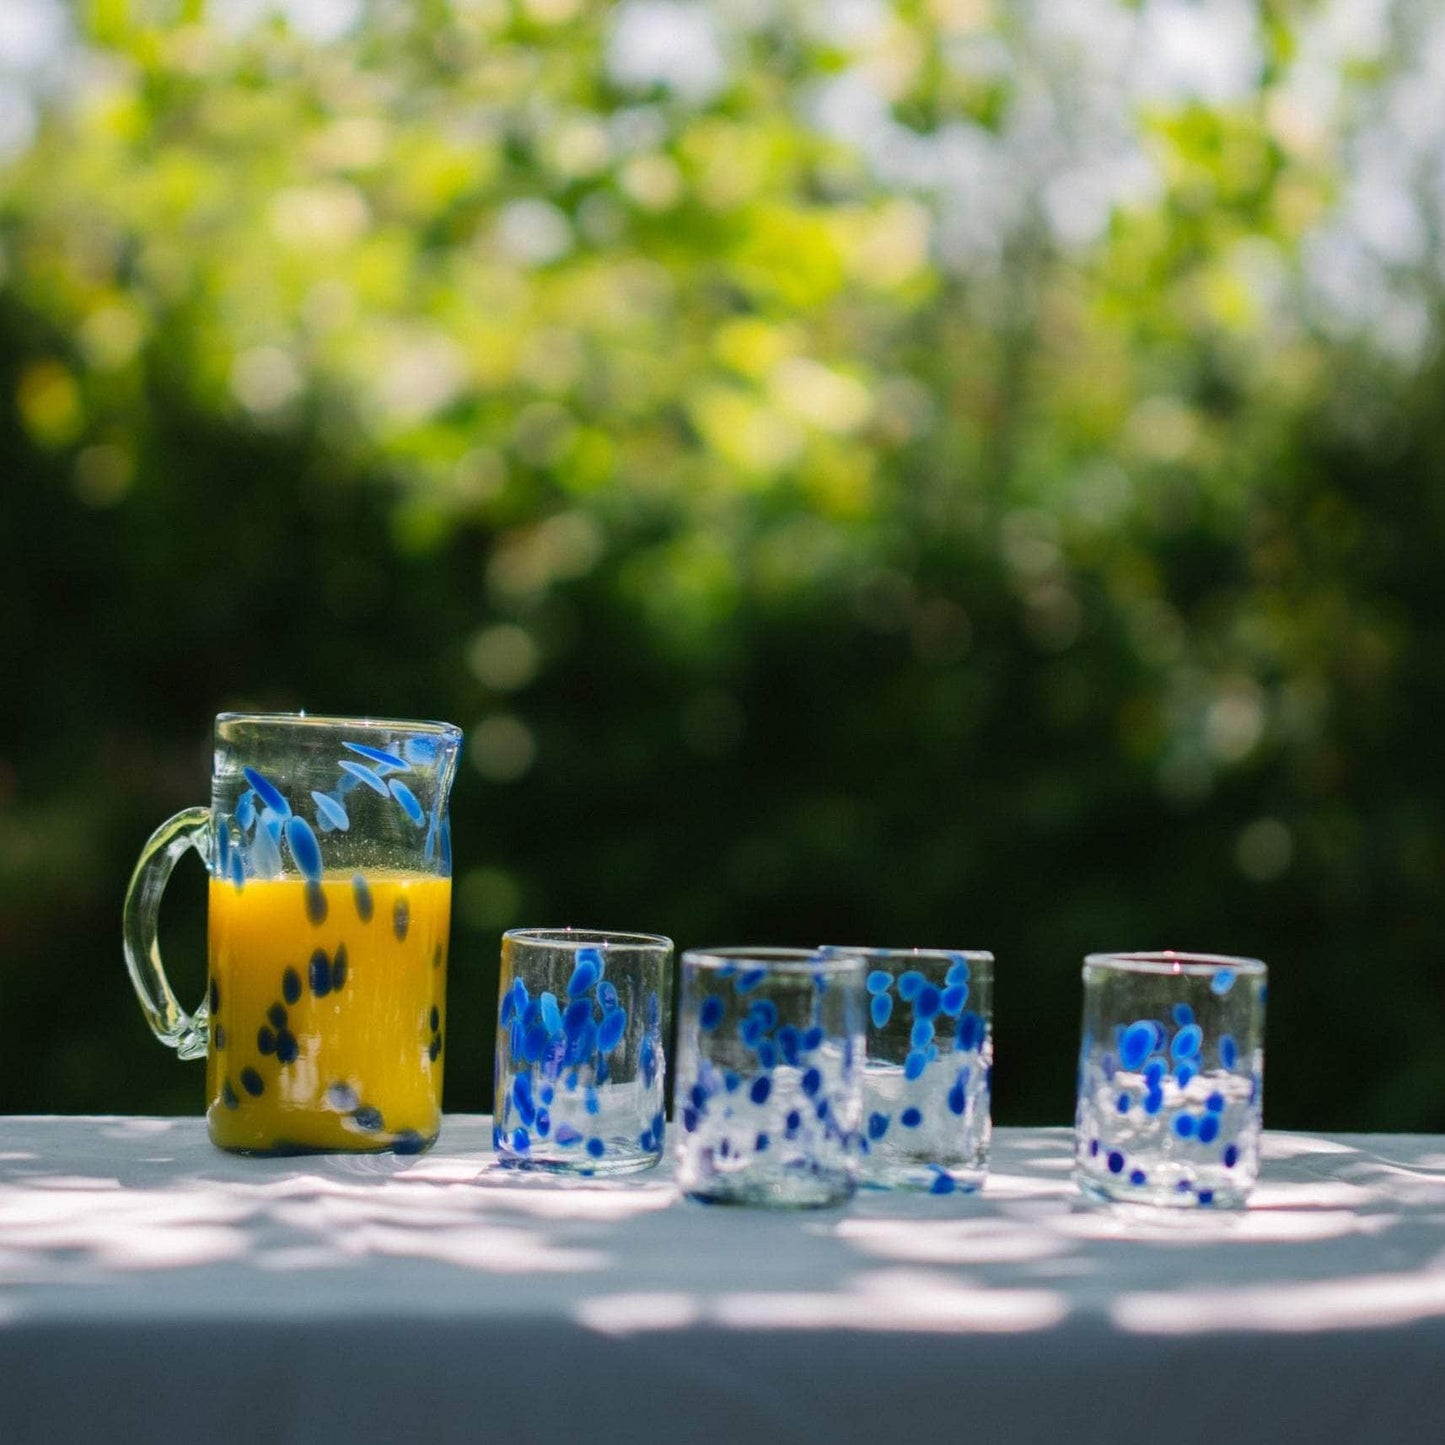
[123,712,462,1154]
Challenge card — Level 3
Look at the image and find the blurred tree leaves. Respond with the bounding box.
[4,0,1445,1127]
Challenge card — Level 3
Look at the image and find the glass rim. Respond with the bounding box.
[822,945,994,966]
[216,711,463,742]
[1084,950,1266,977]
[682,946,863,976]
[505,927,674,953]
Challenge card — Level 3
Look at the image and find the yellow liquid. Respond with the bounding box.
[205,873,449,1153]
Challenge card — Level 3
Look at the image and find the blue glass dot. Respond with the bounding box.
[904,1050,928,1081]
[1144,1059,1166,1088]
[945,956,971,987]
[814,1097,830,1122]
[1175,1063,1196,1088]
[281,967,301,1005]
[597,981,619,1012]
[586,1137,605,1159]
[1120,1021,1156,1070]
[756,1039,779,1070]
[242,767,289,818]
[1172,1002,1195,1026]
[221,1079,240,1109]
[352,1105,384,1131]
[555,1123,583,1147]
[1129,1168,1147,1186]
[309,949,332,998]
[1197,1188,1215,1205]
[910,1017,934,1049]
[722,1070,741,1093]
[214,1025,227,1050]
[698,996,725,1032]
[755,1132,770,1152]
[510,1127,531,1153]
[868,1112,890,1140]
[284,815,324,882]
[1173,1114,1196,1139]
[1223,1144,1239,1168]
[1197,1115,1220,1145]
[735,968,767,994]
[940,984,968,1016]
[392,896,409,942]
[682,1107,699,1133]
[235,790,257,830]
[900,1107,922,1128]
[275,1030,298,1065]
[257,1027,276,1055]
[947,1078,967,1116]
[512,1074,536,1125]
[785,1109,802,1134]
[1107,1150,1125,1174]
[956,1011,983,1051]
[1220,1035,1238,1069]
[866,970,893,995]
[801,1068,822,1097]
[311,791,350,832]
[568,950,603,998]
[1143,1089,1164,1115]
[267,1002,287,1030]
[540,992,563,1036]
[1102,1053,1117,1080]
[522,1020,550,1062]
[641,1037,658,1088]
[387,778,426,827]
[338,759,390,798]
[583,1086,601,1115]
[228,851,245,891]
[1089,1138,1099,1157]
[777,1025,802,1066]
[801,1026,824,1052]
[646,991,660,1028]
[1116,1092,1130,1114]
[332,944,350,990]
[1210,969,1236,996]
[1177,1179,1192,1193]
[914,984,942,1020]
[870,993,894,1029]
[929,1170,956,1196]
[240,1068,264,1097]
[744,998,777,1033]
[305,881,328,926]
[562,997,591,1038]
[749,1075,772,1106]
[597,1007,628,1054]
[897,970,926,1002]
[1206,1091,1225,1114]
[429,1035,442,1062]
[343,740,408,771]
[1171,1023,1203,1061]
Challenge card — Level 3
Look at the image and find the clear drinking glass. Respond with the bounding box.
[493,928,673,1174]
[1074,951,1267,1208]
[845,947,993,1195]
[675,947,865,1208]
[123,712,462,1154]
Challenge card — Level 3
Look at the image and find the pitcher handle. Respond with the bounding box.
[122,806,212,1061]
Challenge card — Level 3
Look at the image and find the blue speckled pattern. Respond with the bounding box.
[852,948,994,1195]
[674,948,866,1208]
[1074,951,1267,1208]
[493,930,672,1175]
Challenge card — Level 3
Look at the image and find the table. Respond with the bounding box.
[0,1118,1442,1443]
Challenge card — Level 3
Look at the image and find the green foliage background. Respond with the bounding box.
[3,0,1444,1127]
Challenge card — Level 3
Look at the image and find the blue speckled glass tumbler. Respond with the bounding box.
[1075,951,1266,1208]
[675,948,866,1208]
[850,948,993,1195]
[494,928,672,1173]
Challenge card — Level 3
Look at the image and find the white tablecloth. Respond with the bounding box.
[1,1117,1443,1443]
